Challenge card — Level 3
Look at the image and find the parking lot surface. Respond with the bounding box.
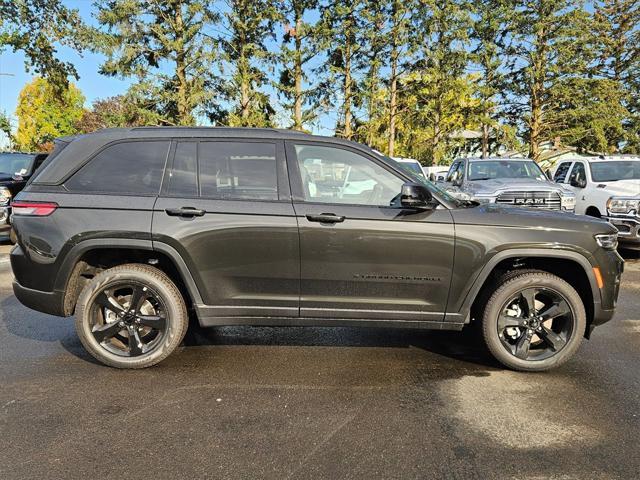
[1,244,639,479]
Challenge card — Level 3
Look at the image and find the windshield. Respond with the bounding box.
[0,153,36,176]
[384,156,463,206]
[468,160,546,181]
[396,161,425,178]
[590,161,640,182]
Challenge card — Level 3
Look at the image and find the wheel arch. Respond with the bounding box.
[461,249,598,337]
[56,239,203,316]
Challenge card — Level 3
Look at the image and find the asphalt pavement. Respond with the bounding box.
[1,241,639,480]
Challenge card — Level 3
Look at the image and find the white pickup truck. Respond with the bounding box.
[553,155,640,249]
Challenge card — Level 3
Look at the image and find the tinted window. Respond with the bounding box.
[554,162,572,182]
[294,144,403,206]
[167,142,198,197]
[569,162,586,183]
[66,141,169,194]
[199,142,278,200]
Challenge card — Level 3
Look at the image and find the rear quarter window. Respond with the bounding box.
[65,141,170,195]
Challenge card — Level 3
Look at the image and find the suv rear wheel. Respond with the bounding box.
[75,264,188,368]
[481,271,586,372]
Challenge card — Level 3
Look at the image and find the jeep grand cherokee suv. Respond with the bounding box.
[11,128,624,371]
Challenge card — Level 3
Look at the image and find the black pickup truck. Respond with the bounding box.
[0,152,48,241]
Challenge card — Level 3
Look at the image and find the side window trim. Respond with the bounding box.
[161,138,290,202]
[284,140,405,206]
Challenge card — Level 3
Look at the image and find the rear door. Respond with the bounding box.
[285,141,455,322]
[152,139,300,320]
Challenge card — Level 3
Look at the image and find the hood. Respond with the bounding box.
[465,177,569,195]
[594,179,640,197]
[452,203,616,234]
[0,173,21,184]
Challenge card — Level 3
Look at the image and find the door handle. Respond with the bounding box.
[165,207,206,217]
[306,213,346,224]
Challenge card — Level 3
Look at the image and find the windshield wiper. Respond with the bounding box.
[469,177,492,181]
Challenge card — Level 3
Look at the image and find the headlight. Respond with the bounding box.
[561,193,576,210]
[472,195,495,204]
[595,233,618,250]
[607,197,639,215]
[0,187,11,206]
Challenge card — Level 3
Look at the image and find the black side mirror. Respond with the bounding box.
[570,175,586,188]
[400,182,433,209]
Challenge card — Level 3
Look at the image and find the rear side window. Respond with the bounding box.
[66,141,170,194]
[199,142,277,200]
[554,162,572,182]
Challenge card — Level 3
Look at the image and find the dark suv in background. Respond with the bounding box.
[11,128,624,371]
[0,151,48,240]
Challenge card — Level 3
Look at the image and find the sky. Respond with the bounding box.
[0,0,335,149]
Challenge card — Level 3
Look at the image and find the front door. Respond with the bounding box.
[285,141,455,322]
[152,139,300,320]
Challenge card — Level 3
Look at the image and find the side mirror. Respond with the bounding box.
[400,182,433,210]
[570,175,586,188]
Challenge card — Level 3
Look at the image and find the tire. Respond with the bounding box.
[75,264,188,369]
[481,270,586,372]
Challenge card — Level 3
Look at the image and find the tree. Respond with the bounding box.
[317,1,365,139]
[276,0,320,131]
[219,0,278,127]
[504,0,590,160]
[407,0,474,164]
[76,95,163,133]
[14,77,84,151]
[95,0,220,126]
[590,0,640,152]
[0,0,87,92]
[386,0,415,156]
[0,111,13,149]
[470,0,512,157]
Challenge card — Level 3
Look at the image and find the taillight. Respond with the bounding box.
[11,201,58,216]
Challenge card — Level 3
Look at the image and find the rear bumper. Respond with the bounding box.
[12,280,66,317]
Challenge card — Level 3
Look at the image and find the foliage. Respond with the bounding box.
[76,95,163,133]
[14,77,85,151]
[0,0,87,92]
[218,0,278,127]
[95,0,220,125]
[0,111,13,149]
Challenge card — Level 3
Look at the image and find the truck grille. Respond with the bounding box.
[496,191,562,210]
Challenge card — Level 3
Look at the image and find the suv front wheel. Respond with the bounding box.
[481,271,586,372]
[75,264,188,368]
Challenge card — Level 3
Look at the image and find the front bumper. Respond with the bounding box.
[0,206,10,228]
[604,214,640,247]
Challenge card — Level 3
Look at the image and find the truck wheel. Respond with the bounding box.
[75,264,188,369]
[481,271,586,372]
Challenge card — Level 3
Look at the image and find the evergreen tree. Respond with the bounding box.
[219,0,278,127]
[276,0,320,131]
[504,0,590,160]
[470,0,512,157]
[95,0,220,125]
[316,1,365,139]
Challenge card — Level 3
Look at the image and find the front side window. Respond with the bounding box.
[294,144,403,206]
[569,162,586,183]
[199,142,278,200]
[66,141,170,194]
[554,162,572,183]
[446,161,463,182]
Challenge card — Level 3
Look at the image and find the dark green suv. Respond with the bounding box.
[10,128,624,371]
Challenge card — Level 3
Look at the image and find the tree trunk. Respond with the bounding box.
[293,16,303,130]
[388,5,399,157]
[482,123,489,158]
[343,38,353,139]
[240,56,250,124]
[174,4,191,125]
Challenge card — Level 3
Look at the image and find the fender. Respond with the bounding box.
[444,247,600,324]
[54,237,205,307]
